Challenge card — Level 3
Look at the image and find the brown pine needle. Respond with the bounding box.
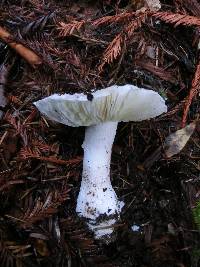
[36,155,82,165]
[58,21,85,36]
[99,34,123,71]
[0,26,42,65]
[98,12,147,72]
[19,146,82,165]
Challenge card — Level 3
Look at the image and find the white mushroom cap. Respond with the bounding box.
[34,84,167,126]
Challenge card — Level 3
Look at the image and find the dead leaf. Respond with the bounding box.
[164,122,196,158]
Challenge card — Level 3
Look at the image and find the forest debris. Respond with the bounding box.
[142,147,162,169]
[144,223,153,244]
[164,122,196,158]
[131,225,140,232]
[19,146,82,165]
[153,12,200,27]
[0,240,32,266]
[150,235,180,265]
[99,12,147,71]
[33,239,50,257]
[181,0,200,17]
[145,0,161,11]
[58,20,85,36]
[131,0,161,12]
[0,64,8,119]
[5,113,28,146]
[1,130,18,161]
[168,223,177,235]
[18,187,70,227]
[92,12,134,27]
[182,61,200,127]
[0,0,199,266]
[0,26,42,65]
[0,180,25,192]
[136,60,177,84]
[146,45,156,59]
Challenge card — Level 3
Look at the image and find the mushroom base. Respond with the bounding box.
[76,182,124,238]
[76,121,124,238]
[77,193,124,239]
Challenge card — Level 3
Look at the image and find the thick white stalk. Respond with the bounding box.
[76,121,124,237]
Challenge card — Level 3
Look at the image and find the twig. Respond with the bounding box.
[0,26,42,65]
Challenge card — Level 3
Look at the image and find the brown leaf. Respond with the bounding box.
[164,122,196,158]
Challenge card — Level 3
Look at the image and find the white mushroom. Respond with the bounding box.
[34,84,167,238]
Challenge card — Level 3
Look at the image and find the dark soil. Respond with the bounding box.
[0,0,200,266]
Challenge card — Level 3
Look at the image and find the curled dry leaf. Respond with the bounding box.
[164,122,196,158]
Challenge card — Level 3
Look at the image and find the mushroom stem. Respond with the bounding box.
[76,121,124,237]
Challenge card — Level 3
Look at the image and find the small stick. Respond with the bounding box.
[0,26,42,65]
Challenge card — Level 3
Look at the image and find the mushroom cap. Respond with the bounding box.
[34,84,167,127]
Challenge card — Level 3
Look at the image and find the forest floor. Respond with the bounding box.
[0,0,200,266]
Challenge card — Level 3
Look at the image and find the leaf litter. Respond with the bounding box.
[164,122,196,158]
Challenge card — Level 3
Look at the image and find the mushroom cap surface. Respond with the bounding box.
[34,84,167,127]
